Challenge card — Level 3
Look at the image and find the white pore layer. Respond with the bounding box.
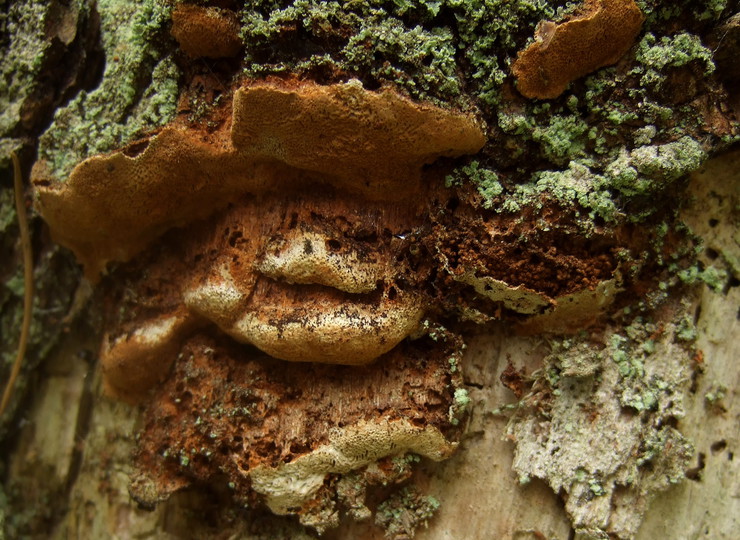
[183,263,246,327]
[230,298,424,364]
[256,230,385,294]
[249,417,456,514]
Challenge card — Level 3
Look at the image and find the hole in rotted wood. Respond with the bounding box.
[710,440,727,454]
[303,238,313,255]
[325,238,341,252]
[290,441,310,455]
[685,452,706,481]
[180,390,193,405]
[693,304,702,324]
[228,230,243,247]
[662,415,679,429]
[708,218,719,228]
[121,138,151,157]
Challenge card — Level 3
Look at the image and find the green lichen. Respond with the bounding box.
[0,0,65,140]
[541,166,616,219]
[391,453,421,477]
[532,114,589,166]
[448,387,471,426]
[454,388,471,408]
[677,263,729,292]
[675,313,697,342]
[240,0,552,107]
[606,137,706,196]
[637,0,729,26]
[375,486,441,538]
[634,32,714,91]
[37,0,180,181]
[704,383,727,408]
[507,322,695,538]
[446,160,502,209]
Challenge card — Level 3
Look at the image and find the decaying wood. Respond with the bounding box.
[3,151,737,539]
[2,2,737,537]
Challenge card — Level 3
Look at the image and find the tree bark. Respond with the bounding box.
[1,2,738,539]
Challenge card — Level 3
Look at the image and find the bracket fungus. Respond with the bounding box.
[512,0,645,99]
[32,78,624,530]
[33,80,484,399]
[170,4,242,59]
[34,80,485,277]
[130,333,464,532]
[32,81,485,525]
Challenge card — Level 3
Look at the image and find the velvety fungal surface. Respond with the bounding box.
[512,0,645,99]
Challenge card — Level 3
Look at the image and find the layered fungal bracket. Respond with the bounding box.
[32,80,485,278]
[30,81,484,526]
[130,333,466,533]
[32,78,623,531]
[32,80,485,398]
[512,0,645,99]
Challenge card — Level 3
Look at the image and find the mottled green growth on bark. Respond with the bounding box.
[635,32,714,91]
[375,486,441,538]
[508,313,696,539]
[637,0,728,25]
[0,0,62,141]
[37,0,180,181]
[445,160,503,209]
[448,387,471,426]
[446,2,732,226]
[240,0,553,108]
[606,137,707,195]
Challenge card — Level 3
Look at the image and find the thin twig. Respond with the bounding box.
[1,152,34,417]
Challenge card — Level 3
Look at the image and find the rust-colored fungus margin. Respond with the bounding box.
[170,4,242,59]
[130,334,465,532]
[512,0,644,99]
[32,81,485,278]
[31,81,482,527]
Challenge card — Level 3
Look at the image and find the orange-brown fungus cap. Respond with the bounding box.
[232,81,486,184]
[171,5,242,59]
[512,0,644,99]
[33,81,485,278]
